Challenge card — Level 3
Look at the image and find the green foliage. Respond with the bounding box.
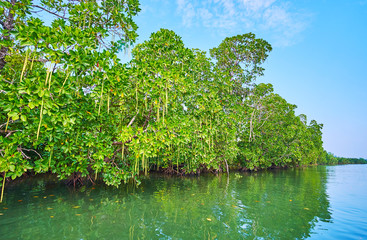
[235,83,325,170]
[0,0,351,190]
[321,152,367,165]
[1,0,141,186]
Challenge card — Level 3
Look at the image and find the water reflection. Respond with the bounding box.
[310,164,367,239]
[0,167,331,239]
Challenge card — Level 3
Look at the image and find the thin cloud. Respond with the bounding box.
[242,0,277,12]
[177,0,196,27]
[261,4,310,46]
[175,0,312,46]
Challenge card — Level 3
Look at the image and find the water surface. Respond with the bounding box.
[0,165,366,239]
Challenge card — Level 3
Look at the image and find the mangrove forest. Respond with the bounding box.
[0,0,365,202]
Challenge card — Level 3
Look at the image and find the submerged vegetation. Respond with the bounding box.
[0,1,364,201]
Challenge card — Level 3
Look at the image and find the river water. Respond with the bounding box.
[0,165,366,239]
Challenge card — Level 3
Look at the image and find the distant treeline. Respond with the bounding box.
[321,152,367,165]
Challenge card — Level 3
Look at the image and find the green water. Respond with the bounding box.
[0,165,366,239]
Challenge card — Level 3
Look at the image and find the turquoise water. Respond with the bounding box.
[0,165,366,239]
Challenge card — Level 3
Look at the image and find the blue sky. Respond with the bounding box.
[124,0,367,158]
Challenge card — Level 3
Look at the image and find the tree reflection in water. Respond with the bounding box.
[0,166,330,239]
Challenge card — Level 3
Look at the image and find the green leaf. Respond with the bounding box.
[21,115,27,122]
[29,102,35,109]
[8,111,19,120]
[9,165,15,172]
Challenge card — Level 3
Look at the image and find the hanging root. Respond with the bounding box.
[66,172,84,187]
[1,172,6,203]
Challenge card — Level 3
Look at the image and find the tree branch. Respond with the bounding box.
[0,120,14,129]
[143,106,153,130]
[18,147,43,159]
[1,129,20,138]
[127,110,139,127]
[31,5,69,20]
[0,19,5,29]
[105,147,122,163]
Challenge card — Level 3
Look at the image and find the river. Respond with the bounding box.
[0,165,366,239]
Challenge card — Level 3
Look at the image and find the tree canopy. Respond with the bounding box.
[1,0,360,202]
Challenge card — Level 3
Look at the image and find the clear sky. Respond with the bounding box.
[123,0,367,159]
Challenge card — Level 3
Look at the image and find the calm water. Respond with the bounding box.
[0,165,366,239]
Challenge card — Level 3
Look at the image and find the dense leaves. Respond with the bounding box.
[0,0,354,198]
[0,0,141,188]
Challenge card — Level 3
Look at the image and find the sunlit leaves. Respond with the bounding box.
[0,0,326,190]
